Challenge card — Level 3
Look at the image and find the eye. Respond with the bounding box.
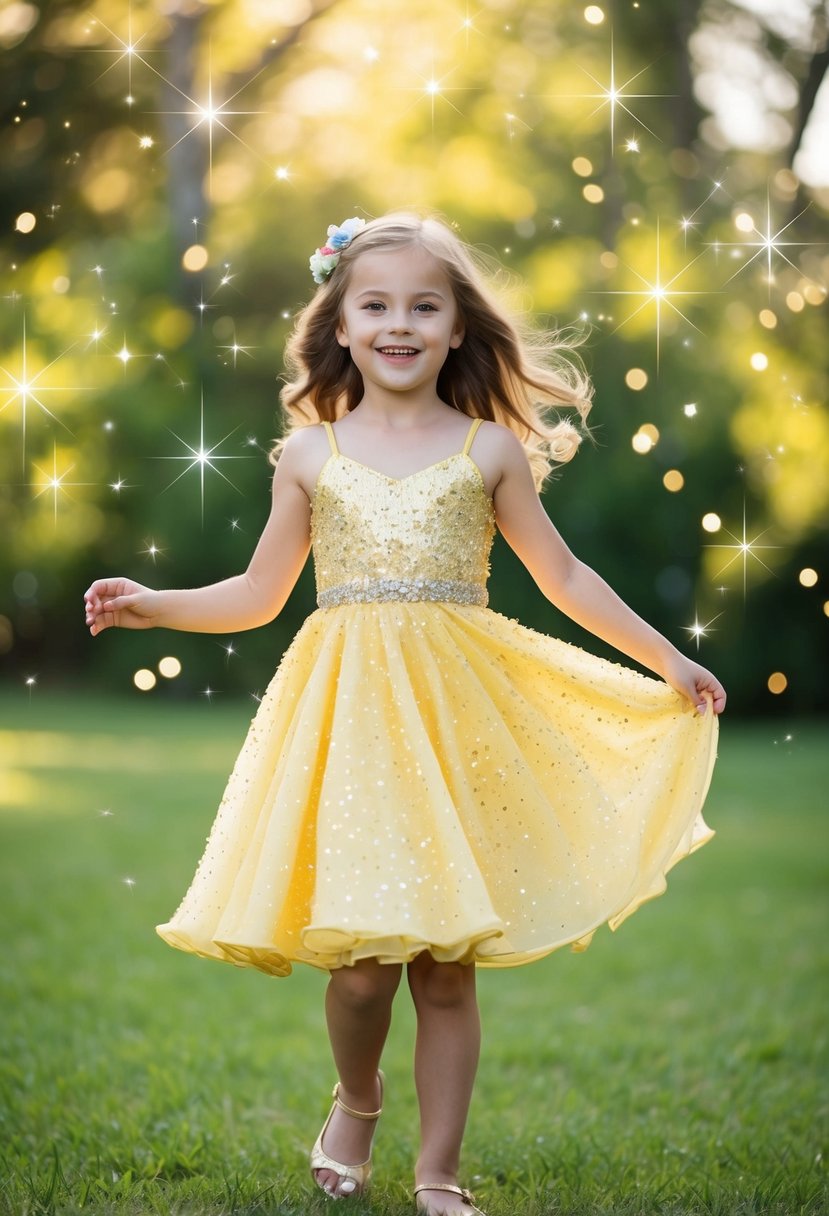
[363,301,386,311]
[414,302,437,312]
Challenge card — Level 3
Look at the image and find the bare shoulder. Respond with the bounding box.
[470,419,533,493]
[279,423,331,462]
[273,424,332,498]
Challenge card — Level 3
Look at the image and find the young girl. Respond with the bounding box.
[84,212,725,1215]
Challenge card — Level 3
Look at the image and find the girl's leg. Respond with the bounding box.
[314,958,402,1197]
[407,955,481,1214]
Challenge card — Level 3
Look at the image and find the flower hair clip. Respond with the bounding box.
[309,217,366,284]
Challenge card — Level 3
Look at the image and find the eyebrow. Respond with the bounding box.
[353,288,447,300]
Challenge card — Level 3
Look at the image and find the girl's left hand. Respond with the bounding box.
[661,652,727,716]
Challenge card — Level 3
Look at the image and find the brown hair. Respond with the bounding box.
[270,211,594,490]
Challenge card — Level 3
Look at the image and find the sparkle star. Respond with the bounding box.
[156,50,273,188]
[594,219,715,369]
[456,4,484,46]
[89,20,273,188]
[710,189,824,298]
[30,445,96,527]
[553,30,674,153]
[87,11,159,97]
[152,389,249,526]
[0,317,83,470]
[219,338,255,367]
[399,64,469,128]
[682,610,723,651]
[219,640,238,663]
[140,539,166,562]
[705,500,780,597]
[679,178,731,250]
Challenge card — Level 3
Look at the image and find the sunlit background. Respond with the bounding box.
[1,0,827,713]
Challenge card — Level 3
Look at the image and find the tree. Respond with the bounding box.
[1,0,827,711]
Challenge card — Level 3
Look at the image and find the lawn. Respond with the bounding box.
[0,689,827,1215]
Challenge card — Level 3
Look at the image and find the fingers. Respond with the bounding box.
[695,675,727,716]
[84,578,119,604]
[83,581,125,635]
[671,667,726,717]
[101,594,130,611]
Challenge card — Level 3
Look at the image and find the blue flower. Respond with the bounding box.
[326,217,366,250]
[309,218,367,283]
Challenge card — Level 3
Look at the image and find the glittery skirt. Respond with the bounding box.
[156,603,717,977]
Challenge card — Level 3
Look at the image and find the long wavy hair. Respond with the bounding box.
[270,212,594,490]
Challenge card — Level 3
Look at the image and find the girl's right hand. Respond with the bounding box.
[84,578,160,636]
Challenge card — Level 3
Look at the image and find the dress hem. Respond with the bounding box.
[155,818,716,978]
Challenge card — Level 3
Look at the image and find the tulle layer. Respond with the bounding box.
[156,603,717,977]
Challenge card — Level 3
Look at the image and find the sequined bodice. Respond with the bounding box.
[311,421,495,609]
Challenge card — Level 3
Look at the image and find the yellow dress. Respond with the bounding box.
[156,418,718,978]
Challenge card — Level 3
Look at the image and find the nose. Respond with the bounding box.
[387,312,413,333]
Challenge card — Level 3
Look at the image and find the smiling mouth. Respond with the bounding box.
[376,346,420,357]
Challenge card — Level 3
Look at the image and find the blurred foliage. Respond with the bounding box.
[0,0,827,712]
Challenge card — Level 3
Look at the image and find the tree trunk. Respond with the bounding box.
[159,9,208,301]
[673,0,705,213]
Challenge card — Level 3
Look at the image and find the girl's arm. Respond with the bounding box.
[491,430,727,714]
[84,436,313,636]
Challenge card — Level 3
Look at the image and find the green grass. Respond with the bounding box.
[1,689,827,1215]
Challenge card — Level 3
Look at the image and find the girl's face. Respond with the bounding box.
[336,245,464,402]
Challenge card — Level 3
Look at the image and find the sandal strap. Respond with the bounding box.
[414,1184,476,1202]
[332,1081,382,1121]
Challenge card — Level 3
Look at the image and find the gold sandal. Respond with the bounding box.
[309,1072,384,1198]
[414,1183,487,1215]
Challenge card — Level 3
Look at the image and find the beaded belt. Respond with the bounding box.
[318,577,488,609]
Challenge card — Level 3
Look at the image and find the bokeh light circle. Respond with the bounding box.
[158,655,182,678]
[625,368,648,390]
[799,568,818,588]
[663,469,684,492]
[134,668,157,691]
[702,513,721,533]
[767,672,787,695]
[182,244,209,272]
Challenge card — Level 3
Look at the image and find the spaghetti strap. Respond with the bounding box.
[321,420,339,456]
[462,417,484,456]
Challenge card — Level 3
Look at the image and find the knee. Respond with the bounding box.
[329,962,399,1014]
[408,959,475,1010]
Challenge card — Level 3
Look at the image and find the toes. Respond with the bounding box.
[314,1168,361,1199]
[314,1167,338,1196]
